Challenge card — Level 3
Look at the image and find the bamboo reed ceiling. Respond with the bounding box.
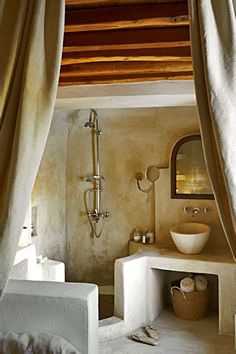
[61,0,192,86]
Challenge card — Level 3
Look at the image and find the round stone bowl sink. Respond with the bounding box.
[170,222,211,255]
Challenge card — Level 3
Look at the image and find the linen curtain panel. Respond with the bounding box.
[188,0,236,260]
[0,0,64,295]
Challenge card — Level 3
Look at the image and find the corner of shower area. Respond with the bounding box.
[27,104,161,321]
[30,108,119,320]
[83,108,113,319]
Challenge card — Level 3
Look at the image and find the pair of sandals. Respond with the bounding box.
[130,325,159,346]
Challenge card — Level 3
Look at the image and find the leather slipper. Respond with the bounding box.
[129,333,158,346]
[145,325,159,339]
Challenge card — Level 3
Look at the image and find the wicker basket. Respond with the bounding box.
[170,279,209,320]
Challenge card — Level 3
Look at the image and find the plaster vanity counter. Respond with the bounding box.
[128,240,233,264]
[114,241,236,336]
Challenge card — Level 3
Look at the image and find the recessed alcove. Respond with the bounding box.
[123,242,235,337]
[161,270,219,315]
[54,81,235,344]
[54,80,200,292]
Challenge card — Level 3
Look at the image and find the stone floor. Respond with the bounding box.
[99,309,235,353]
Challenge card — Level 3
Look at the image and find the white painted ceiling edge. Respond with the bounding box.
[56,80,196,109]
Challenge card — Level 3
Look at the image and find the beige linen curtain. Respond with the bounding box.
[188,0,236,260]
[0,0,64,295]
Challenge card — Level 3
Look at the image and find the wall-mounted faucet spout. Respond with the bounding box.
[183,206,212,217]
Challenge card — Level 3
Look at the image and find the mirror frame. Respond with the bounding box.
[171,134,214,200]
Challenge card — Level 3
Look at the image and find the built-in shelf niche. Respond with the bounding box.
[161,270,218,313]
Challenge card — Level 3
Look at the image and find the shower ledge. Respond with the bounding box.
[14,244,36,265]
[99,244,236,342]
[11,244,38,280]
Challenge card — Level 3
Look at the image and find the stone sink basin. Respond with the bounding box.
[170,222,211,255]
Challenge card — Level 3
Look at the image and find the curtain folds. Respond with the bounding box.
[0,0,64,295]
[188,0,236,260]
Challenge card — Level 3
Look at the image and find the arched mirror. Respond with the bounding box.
[171,135,214,199]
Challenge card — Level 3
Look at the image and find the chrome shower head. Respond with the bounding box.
[84,121,95,128]
[84,109,97,128]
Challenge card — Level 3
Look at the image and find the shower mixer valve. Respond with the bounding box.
[85,175,105,182]
[88,209,109,222]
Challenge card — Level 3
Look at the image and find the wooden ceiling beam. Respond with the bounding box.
[62,47,192,65]
[62,54,192,65]
[63,41,191,53]
[65,15,189,32]
[60,61,193,77]
[64,27,190,50]
[63,0,191,85]
[65,3,189,32]
[59,72,193,86]
[65,0,186,9]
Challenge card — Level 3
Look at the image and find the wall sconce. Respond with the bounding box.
[135,165,160,193]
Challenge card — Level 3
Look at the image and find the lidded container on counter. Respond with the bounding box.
[146,230,155,243]
[133,228,142,242]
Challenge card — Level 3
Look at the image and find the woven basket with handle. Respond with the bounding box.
[170,279,209,320]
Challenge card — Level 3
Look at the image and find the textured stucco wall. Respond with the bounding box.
[66,107,201,284]
[32,106,226,285]
[31,109,71,262]
[155,168,227,249]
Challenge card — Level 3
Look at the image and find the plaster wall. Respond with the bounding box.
[155,168,228,249]
[66,107,201,284]
[32,106,226,285]
[31,109,70,262]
